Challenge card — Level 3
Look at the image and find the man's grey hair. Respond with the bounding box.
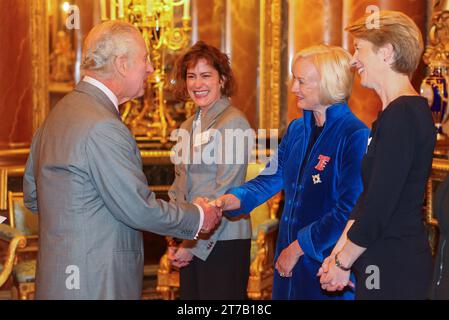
[81,21,141,75]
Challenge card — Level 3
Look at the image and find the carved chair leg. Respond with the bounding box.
[10,286,19,300]
[18,283,35,300]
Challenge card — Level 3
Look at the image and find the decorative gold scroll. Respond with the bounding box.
[259,0,281,130]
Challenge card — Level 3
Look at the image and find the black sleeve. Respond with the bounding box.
[348,101,415,248]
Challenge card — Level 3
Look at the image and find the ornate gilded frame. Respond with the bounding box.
[0,168,7,210]
[30,0,50,132]
[426,158,449,226]
[425,158,449,255]
[259,0,281,130]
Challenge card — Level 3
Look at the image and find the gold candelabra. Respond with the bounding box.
[100,0,192,147]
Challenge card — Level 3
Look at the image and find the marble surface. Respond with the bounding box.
[195,0,223,49]
[228,0,260,129]
[0,0,33,148]
[286,0,344,124]
[194,0,260,129]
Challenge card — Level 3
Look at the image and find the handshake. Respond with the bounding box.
[168,194,242,268]
[193,194,241,234]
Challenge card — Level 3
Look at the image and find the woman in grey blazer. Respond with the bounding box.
[168,41,252,299]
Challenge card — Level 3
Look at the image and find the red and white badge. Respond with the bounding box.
[314,155,331,171]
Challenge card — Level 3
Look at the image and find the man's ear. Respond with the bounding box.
[113,54,128,77]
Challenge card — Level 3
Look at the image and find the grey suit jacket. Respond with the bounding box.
[168,98,252,261]
[23,81,200,300]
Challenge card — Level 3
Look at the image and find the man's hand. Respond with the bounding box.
[194,197,222,233]
[210,194,241,211]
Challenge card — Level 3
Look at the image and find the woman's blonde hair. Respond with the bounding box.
[294,44,354,106]
[345,10,423,76]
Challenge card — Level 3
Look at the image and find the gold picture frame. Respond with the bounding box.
[426,158,449,226]
[259,0,281,130]
[425,157,449,255]
[31,0,50,132]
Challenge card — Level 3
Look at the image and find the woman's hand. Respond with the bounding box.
[275,240,303,278]
[168,245,194,268]
[318,254,354,291]
[210,194,241,211]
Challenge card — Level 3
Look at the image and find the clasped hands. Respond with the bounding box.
[317,254,355,291]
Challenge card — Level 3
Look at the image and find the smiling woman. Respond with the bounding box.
[212,44,369,300]
[186,59,223,112]
[319,11,436,300]
[167,41,252,300]
[291,46,354,126]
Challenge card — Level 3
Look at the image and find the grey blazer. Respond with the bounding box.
[168,98,252,261]
[23,81,200,300]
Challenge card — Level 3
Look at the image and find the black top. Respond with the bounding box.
[348,96,436,254]
[298,118,324,182]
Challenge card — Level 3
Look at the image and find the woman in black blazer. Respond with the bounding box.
[318,10,436,299]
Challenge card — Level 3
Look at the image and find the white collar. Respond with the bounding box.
[82,76,119,112]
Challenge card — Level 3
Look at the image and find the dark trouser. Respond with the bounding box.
[180,238,251,300]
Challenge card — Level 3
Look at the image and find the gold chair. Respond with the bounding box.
[0,224,27,290]
[5,192,38,299]
[156,162,281,299]
[1,169,28,295]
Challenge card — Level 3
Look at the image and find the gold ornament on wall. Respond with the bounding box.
[50,30,75,83]
[101,0,192,148]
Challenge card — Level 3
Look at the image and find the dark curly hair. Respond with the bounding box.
[171,41,236,101]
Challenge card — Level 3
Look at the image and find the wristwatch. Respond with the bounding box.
[334,252,351,271]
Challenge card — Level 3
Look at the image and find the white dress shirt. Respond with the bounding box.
[83,76,119,112]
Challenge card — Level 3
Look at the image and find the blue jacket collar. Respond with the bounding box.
[303,102,350,130]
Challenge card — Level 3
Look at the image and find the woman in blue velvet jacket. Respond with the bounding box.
[212,45,369,300]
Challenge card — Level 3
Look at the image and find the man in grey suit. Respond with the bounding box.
[23,21,221,300]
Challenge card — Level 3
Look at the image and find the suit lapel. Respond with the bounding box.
[201,98,230,131]
[177,98,230,201]
[173,116,194,199]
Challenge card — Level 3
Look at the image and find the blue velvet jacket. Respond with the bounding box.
[226,103,369,300]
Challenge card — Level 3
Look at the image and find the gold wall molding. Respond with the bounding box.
[0,168,7,210]
[426,158,449,226]
[30,0,49,133]
[425,157,449,255]
[259,0,281,130]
